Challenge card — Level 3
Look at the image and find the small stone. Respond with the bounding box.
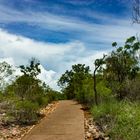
[89,125,95,133]
[11,124,15,127]
[92,128,97,134]
[94,132,100,139]
[86,132,92,138]
[104,137,110,140]
[11,129,18,136]
[1,113,6,116]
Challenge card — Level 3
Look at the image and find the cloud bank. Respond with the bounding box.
[0,28,106,90]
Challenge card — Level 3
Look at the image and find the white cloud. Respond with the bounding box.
[0,57,59,90]
[37,65,58,90]
[0,2,139,90]
[0,28,104,90]
[0,3,139,44]
[0,28,85,68]
[0,2,140,50]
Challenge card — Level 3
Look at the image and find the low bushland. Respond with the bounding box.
[91,100,140,140]
[0,59,64,125]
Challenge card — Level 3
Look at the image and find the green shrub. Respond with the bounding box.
[0,92,4,102]
[14,100,39,124]
[75,77,94,105]
[96,80,112,103]
[36,96,49,107]
[111,102,140,140]
[57,93,67,100]
[47,92,59,102]
[91,100,140,140]
[91,99,118,119]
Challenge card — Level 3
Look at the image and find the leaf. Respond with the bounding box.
[20,65,25,69]
[126,36,136,44]
[117,47,123,52]
[124,44,131,49]
[133,42,140,51]
[112,42,117,47]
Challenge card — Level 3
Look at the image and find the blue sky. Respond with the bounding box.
[0,0,132,43]
[0,0,139,89]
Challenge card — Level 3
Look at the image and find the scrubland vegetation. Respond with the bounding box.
[58,36,140,140]
[0,58,63,126]
[0,36,140,139]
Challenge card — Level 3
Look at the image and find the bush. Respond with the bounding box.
[91,100,140,140]
[14,100,39,124]
[36,96,49,107]
[96,80,112,103]
[75,77,94,105]
[46,91,61,103]
[123,77,140,101]
[0,92,4,102]
[91,99,118,119]
[111,102,140,140]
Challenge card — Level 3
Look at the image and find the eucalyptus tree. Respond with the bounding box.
[15,58,41,101]
[0,61,14,90]
[58,64,91,102]
[104,36,140,99]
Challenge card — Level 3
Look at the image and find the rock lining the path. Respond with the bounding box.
[0,101,58,140]
[84,108,109,140]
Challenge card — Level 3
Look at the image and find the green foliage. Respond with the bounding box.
[0,91,4,102]
[5,81,62,124]
[0,61,14,90]
[13,75,47,107]
[91,36,140,139]
[20,58,41,78]
[94,56,106,67]
[0,59,61,125]
[112,42,117,47]
[14,59,48,107]
[48,90,65,101]
[111,102,140,140]
[91,99,118,120]
[75,76,94,105]
[58,64,90,88]
[46,91,59,102]
[58,64,93,104]
[14,100,39,124]
[104,36,140,99]
[124,74,140,100]
[91,100,140,140]
[96,79,112,102]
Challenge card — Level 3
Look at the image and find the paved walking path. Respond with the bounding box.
[22,100,85,140]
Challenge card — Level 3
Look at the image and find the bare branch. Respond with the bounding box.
[132,0,140,23]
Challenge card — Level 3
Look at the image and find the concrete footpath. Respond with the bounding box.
[22,100,85,140]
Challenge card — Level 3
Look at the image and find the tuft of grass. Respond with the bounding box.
[91,100,140,140]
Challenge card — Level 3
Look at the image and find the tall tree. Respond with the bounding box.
[104,36,140,99]
[0,61,14,90]
[58,64,91,102]
[15,58,41,100]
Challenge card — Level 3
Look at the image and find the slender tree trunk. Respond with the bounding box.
[93,67,99,105]
[93,55,106,105]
